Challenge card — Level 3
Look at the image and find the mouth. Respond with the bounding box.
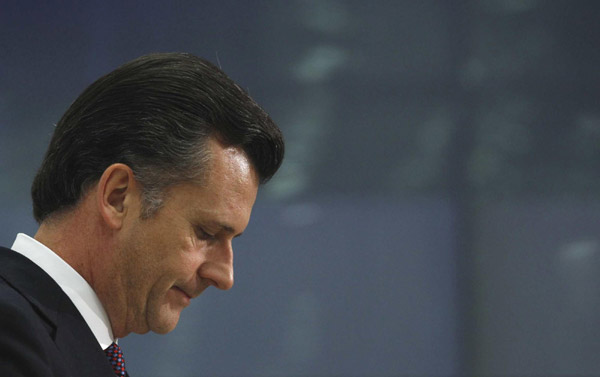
[173,286,192,302]
[173,280,212,302]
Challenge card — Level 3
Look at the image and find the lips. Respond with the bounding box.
[178,280,213,299]
[174,286,192,299]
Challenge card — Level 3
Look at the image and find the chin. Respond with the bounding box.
[149,313,181,334]
[153,326,176,335]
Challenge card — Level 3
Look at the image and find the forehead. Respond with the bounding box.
[209,143,256,184]
[203,139,259,192]
[163,140,259,230]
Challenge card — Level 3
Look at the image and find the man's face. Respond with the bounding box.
[116,139,259,335]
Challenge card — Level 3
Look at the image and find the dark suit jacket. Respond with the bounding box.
[0,246,117,376]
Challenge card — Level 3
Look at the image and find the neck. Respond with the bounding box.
[35,213,96,284]
[33,199,125,337]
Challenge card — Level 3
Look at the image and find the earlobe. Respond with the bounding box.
[97,163,137,229]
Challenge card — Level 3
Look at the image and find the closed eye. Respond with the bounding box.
[195,226,216,241]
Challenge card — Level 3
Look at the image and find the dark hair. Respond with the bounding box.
[31,52,284,223]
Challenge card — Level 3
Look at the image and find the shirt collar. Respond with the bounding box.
[11,233,116,349]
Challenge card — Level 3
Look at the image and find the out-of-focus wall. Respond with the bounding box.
[1,1,599,376]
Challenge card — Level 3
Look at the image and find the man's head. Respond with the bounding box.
[31,52,284,222]
[101,138,260,336]
[30,53,284,336]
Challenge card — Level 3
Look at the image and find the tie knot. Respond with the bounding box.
[104,342,127,376]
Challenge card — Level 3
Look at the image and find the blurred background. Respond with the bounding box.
[2,1,600,376]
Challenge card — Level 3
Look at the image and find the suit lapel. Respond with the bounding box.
[0,247,117,376]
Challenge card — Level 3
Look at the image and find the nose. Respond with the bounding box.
[199,240,234,290]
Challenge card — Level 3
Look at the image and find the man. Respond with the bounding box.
[0,53,284,376]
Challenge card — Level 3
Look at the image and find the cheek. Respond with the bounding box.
[127,220,201,288]
[144,288,182,334]
[146,239,201,283]
[135,225,178,264]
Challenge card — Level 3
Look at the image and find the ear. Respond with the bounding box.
[96,163,138,229]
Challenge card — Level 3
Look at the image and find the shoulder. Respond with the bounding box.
[0,248,72,376]
[0,246,63,352]
[0,247,114,377]
[0,276,67,376]
[0,276,54,331]
[0,278,54,341]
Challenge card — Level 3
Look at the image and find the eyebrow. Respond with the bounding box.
[207,221,244,238]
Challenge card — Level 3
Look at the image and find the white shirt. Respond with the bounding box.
[11,233,116,349]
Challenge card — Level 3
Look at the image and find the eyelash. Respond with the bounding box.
[196,227,216,241]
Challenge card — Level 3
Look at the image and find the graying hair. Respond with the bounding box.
[132,138,212,219]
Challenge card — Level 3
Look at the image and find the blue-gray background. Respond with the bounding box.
[2,1,600,376]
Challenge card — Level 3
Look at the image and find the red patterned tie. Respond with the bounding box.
[104,342,127,376]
